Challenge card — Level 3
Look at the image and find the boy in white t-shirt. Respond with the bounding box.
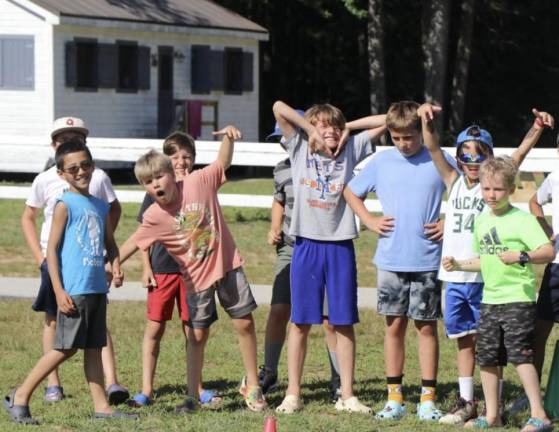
[20,117,129,404]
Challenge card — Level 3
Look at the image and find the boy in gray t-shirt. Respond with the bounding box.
[272,100,386,414]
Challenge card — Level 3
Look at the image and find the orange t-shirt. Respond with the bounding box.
[134,161,243,293]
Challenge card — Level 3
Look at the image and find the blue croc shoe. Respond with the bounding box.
[131,393,152,407]
[44,386,64,403]
[417,400,442,421]
[375,400,406,420]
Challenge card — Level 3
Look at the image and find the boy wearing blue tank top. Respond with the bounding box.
[2,140,137,425]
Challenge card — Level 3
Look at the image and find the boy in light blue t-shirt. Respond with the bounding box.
[2,140,136,425]
[345,100,453,421]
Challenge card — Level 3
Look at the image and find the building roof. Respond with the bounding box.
[28,0,267,34]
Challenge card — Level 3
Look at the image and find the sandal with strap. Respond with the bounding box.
[276,394,303,414]
[521,417,554,432]
[239,376,267,412]
[3,389,38,425]
[44,385,64,403]
[106,384,130,405]
[130,393,152,407]
[199,389,222,409]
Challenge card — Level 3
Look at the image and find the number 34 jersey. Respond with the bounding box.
[438,175,486,283]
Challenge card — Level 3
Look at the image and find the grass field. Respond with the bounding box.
[0,300,558,431]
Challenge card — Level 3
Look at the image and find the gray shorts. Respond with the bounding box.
[54,294,107,350]
[186,267,257,329]
[377,270,442,321]
[271,242,293,305]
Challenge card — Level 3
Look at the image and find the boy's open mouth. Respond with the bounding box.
[156,190,165,197]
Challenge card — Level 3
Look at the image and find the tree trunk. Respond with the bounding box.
[422,0,451,127]
[367,0,386,115]
[449,0,475,133]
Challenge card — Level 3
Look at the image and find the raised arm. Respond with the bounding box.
[345,114,387,139]
[21,205,44,266]
[511,108,554,167]
[46,203,76,315]
[212,125,241,170]
[417,103,456,190]
[529,192,554,240]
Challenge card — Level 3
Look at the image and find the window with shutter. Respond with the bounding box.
[75,39,98,90]
[117,41,138,92]
[0,36,34,90]
[242,51,254,92]
[97,43,117,88]
[191,45,211,94]
[224,47,243,94]
[137,46,150,90]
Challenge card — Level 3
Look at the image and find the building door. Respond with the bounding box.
[157,46,174,138]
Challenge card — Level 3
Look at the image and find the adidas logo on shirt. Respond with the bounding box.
[479,227,509,254]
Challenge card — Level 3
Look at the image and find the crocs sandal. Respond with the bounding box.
[239,376,267,412]
[521,417,554,432]
[276,394,303,414]
[199,389,222,409]
[93,410,139,420]
[375,400,406,420]
[44,385,64,403]
[334,396,372,414]
[417,400,442,421]
[3,389,38,425]
[464,416,503,429]
[130,393,152,407]
[175,396,199,414]
[106,384,130,405]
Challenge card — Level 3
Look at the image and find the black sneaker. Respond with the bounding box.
[258,366,278,395]
[330,374,341,403]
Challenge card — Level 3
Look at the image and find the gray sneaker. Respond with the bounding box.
[439,397,477,425]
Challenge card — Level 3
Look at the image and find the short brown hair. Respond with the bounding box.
[479,155,518,189]
[304,104,346,130]
[162,132,196,158]
[386,101,421,132]
[134,149,174,184]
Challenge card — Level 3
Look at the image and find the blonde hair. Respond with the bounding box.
[134,149,174,184]
[386,101,421,132]
[304,104,346,130]
[479,155,518,189]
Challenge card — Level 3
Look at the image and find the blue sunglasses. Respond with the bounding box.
[458,153,487,164]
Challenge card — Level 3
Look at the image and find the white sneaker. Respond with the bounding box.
[276,394,303,414]
[335,396,372,414]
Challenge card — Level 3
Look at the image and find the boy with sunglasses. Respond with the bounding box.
[417,104,554,425]
[20,117,129,405]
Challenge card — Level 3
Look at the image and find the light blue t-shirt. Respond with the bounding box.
[348,146,452,271]
[58,192,109,296]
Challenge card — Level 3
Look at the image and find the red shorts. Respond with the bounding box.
[146,273,189,322]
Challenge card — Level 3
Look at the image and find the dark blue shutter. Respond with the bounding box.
[137,46,150,90]
[242,51,253,92]
[210,49,224,91]
[65,41,77,87]
[191,45,210,94]
[97,43,117,88]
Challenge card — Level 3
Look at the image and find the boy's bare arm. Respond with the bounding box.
[21,205,44,266]
[268,199,284,245]
[417,103,456,190]
[343,186,395,235]
[498,242,555,265]
[108,199,122,233]
[529,193,554,240]
[119,234,140,264]
[104,216,123,287]
[345,114,387,134]
[213,125,241,170]
[511,109,554,167]
[46,203,76,315]
[442,256,481,272]
[140,249,156,287]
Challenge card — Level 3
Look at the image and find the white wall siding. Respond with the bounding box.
[53,24,260,140]
[0,0,53,137]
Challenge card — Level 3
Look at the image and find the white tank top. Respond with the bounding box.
[438,175,485,282]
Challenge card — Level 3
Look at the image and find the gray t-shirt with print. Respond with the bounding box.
[284,130,374,241]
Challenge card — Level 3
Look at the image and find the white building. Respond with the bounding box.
[0,0,268,147]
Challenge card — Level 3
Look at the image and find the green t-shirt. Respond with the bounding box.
[473,206,549,304]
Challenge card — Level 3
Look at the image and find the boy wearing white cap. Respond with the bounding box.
[20,117,128,404]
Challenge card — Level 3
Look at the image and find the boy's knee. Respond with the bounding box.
[415,320,438,337]
[188,328,209,344]
[269,304,291,323]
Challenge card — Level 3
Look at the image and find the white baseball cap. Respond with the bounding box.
[51,116,89,139]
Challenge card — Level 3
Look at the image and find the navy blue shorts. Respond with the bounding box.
[32,259,58,317]
[444,282,483,338]
[290,237,358,325]
[537,263,559,323]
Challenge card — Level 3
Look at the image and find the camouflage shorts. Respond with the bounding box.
[477,302,536,366]
[377,270,442,321]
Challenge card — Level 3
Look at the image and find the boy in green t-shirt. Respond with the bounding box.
[443,156,555,431]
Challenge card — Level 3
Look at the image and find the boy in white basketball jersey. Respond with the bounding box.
[417,104,553,425]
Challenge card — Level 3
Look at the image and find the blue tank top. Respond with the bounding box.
[58,192,109,296]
